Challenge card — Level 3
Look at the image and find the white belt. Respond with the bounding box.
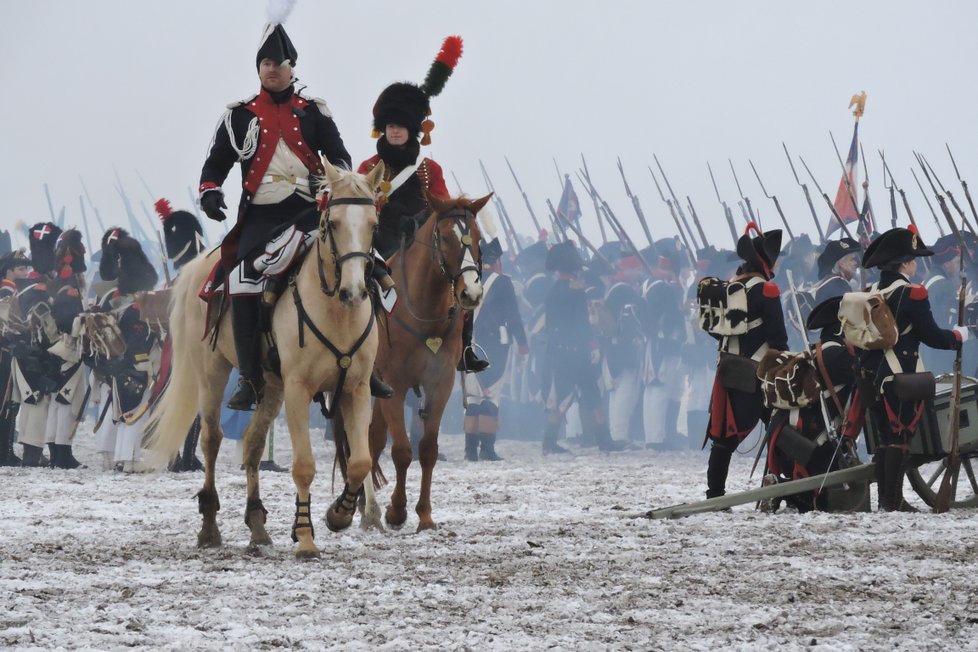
[261,175,310,187]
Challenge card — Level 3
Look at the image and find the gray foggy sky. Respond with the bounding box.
[3,0,978,253]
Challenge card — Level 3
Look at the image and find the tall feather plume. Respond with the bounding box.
[266,0,297,24]
[154,198,173,220]
[421,36,463,97]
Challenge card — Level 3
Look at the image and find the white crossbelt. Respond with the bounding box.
[261,174,310,187]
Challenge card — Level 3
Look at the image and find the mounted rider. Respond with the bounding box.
[198,17,352,411]
[358,36,489,375]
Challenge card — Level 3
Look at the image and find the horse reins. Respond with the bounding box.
[316,196,377,297]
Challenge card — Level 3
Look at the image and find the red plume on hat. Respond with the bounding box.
[154,198,173,221]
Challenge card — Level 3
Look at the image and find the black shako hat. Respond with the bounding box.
[807,295,843,331]
[861,226,934,268]
[735,222,782,278]
[817,237,860,278]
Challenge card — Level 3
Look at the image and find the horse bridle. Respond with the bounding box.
[315,196,377,298]
[432,208,482,287]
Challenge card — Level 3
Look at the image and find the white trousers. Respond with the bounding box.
[17,396,50,448]
[642,356,684,444]
[93,384,118,455]
[608,368,642,441]
[45,400,76,445]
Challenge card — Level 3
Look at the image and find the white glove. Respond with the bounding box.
[953,325,969,343]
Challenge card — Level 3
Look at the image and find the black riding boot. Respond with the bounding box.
[457,314,489,373]
[0,417,10,467]
[706,441,735,499]
[370,370,394,399]
[464,433,480,461]
[22,444,43,467]
[3,404,20,466]
[883,446,918,512]
[228,295,265,411]
[47,442,58,469]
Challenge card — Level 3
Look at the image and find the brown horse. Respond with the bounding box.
[365,193,490,531]
[145,161,385,558]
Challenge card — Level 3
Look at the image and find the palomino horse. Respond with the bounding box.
[146,161,385,558]
[365,193,490,531]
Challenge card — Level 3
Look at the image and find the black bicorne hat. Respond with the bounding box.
[481,237,504,267]
[28,222,63,275]
[256,23,297,69]
[930,233,961,265]
[817,237,860,278]
[545,240,584,273]
[735,223,782,278]
[0,249,30,277]
[806,295,843,331]
[861,226,934,268]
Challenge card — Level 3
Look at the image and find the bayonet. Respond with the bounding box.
[478,160,523,254]
[616,157,655,247]
[947,143,978,236]
[799,156,857,241]
[728,159,759,229]
[708,162,739,246]
[782,143,826,242]
[504,157,544,236]
[749,159,795,240]
[655,154,702,249]
[920,153,977,237]
[579,155,609,245]
[648,168,697,268]
[916,152,973,264]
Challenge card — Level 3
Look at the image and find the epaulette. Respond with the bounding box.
[226,93,258,110]
[762,282,781,298]
[296,89,332,117]
[909,284,928,300]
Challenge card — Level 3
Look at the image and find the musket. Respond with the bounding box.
[782,143,826,243]
[450,170,464,195]
[648,168,697,269]
[947,143,978,237]
[911,168,945,236]
[553,159,564,190]
[655,154,703,249]
[708,162,739,246]
[728,159,759,230]
[880,151,899,229]
[686,196,710,248]
[141,200,172,285]
[920,153,978,237]
[478,160,523,254]
[829,131,869,239]
[749,159,795,241]
[504,157,544,236]
[43,184,57,224]
[916,152,974,264]
[548,198,610,262]
[112,167,152,244]
[545,198,567,243]
[880,151,929,233]
[935,270,966,513]
[77,196,95,268]
[798,156,857,241]
[616,157,655,247]
[79,176,107,235]
[575,171,655,276]
[580,155,609,245]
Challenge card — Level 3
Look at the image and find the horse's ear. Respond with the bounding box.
[469,192,494,215]
[425,190,452,215]
[322,158,342,187]
[364,160,386,191]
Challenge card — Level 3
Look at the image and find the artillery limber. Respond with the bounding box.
[647,377,978,519]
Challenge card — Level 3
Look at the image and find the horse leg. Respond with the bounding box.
[328,381,383,532]
[242,382,282,548]
[283,380,319,559]
[379,389,412,528]
[195,366,230,548]
[415,381,453,532]
[364,399,389,526]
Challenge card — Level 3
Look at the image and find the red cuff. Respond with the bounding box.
[953,329,962,343]
[199,182,219,193]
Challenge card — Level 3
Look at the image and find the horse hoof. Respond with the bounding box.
[295,547,321,560]
[385,507,407,528]
[416,521,438,533]
[360,513,386,532]
[325,509,354,533]
[249,533,273,547]
[196,529,223,549]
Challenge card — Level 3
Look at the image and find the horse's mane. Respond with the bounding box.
[318,168,374,198]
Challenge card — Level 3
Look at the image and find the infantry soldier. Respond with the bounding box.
[199,18,351,410]
[858,227,965,511]
[813,237,860,304]
[0,250,30,466]
[464,237,528,461]
[919,234,960,374]
[703,225,787,499]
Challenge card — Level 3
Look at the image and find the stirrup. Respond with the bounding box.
[458,346,490,373]
[227,378,263,411]
[370,372,394,399]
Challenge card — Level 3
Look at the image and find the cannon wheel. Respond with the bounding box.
[906,450,978,509]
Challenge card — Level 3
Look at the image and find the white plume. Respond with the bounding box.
[478,205,498,239]
[266,0,297,24]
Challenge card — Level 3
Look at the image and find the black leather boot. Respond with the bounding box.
[883,446,918,512]
[479,434,503,461]
[47,442,58,469]
[370,371,394,399]
[542,422,569,454]
[873,448,888,511]
[457,314,489,373]
[21,444,43,467]
[464,433,479,461]
[227,295,265,411]
[706,441,735,498]
[2,404,20,466]
[56,444,84,469]
[180,417,204,471]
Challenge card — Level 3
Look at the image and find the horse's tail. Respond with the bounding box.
[143,258,205,468]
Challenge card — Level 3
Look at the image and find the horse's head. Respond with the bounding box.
[320,160,385,307]
[427,192,492,311]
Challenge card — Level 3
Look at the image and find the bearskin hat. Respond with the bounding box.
[545,240,584,273]
[372,36,463,145]
[155,199,205,270]
[862,226,933,269]
[99,227,128,282]
[28,222,63,275]
[114,235,158,294]
[54,228,86,277]
[736,223,782,278]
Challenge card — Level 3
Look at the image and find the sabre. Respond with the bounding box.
[708,162,739,246]
[798,156,857,241]
[655,154,703,249]
[616,157,655,247]
[504,157,544,236]
[749,159,795,241]
[782,143,826,243]
[920,153,978,238]
[947,143,978,237]
[580,155,609,245]
[729,159,759,229]
[647,169,697,269]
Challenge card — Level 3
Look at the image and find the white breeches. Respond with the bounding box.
[17,396,50,448]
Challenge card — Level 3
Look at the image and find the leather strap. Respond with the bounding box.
[815,341,845,418]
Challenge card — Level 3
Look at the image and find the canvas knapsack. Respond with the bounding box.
[838,281,905,350]
[757,349,820,410]
[696,276,764,336]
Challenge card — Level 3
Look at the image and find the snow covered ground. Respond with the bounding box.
[1,424,976,651]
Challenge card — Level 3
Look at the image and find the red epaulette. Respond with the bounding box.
[762,282,781,299]
[909,284,928,300]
